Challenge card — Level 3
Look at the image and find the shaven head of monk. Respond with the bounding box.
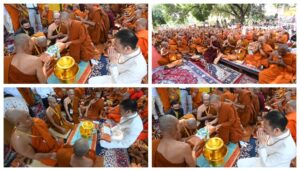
[60,12,72,27]
[159,115,179,139]
[53,12,61,25]
[14,33,34,54]
[67,89,75,100]
[48,96,58,108]
[182,118,197,130]
[85,4,93,11]
[5,109,33,130]
[73,138,90,157]
[285,100,296,114]
[202,93,210,106]
[277,44,289,57]
[114,29,138,55]
[209,94,221,111]
[44,5,49,12]
[135,18,147,32]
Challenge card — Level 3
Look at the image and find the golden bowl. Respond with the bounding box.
[203,137,228,167]
[79,121,95,139]
[54,56,79,83]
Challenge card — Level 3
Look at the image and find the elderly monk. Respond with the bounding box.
[64,89,80,124]
[70,139,94,167]
[5,33,47,83]
[235,88,256,127]
[47,12,67,46]
[41,5,54,27]
[259,44,296,84]
[85,92,104,120]
[208,94,243,144]
[178,115,198,139]
[135,18,148,62]
[59,12,96,63]
[152,115,198,167]
[80,4,103,45]
[197,93,217,127]
[284,100,296,142]
[5,109,61,166]
[46,96,73,134]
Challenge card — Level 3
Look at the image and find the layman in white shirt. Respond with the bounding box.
[237,110,296,167]
[100,99,143,148]
[26,3,43,33]
[88,29,147,84]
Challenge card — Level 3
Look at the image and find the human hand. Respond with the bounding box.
[65,41,72,48]
[107,47,119,64]
[257,128,268,146]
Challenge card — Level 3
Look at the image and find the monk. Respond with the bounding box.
[235,88,256,127]
[64,89,80,124]
[17,88,36,106]
[208,94,243,144]
[191,88,202,109]
[259,44,296,84]
[47,12,68,45]
[203,35,222,64]
[285,100,296,142]
[178,115,198,139]
[135,18,148,62]
[85,92,104,120]
[153,115,199,167]
[80,4,103,45]
[197,93,217,127]
[70,139,94,167]
[107,105,121,123]
[41,5,54,27]
[222,88,236,102]
[5,109,61,166]
[4,4,22,32]
[59,12,96,63]
[46,96,73,134]
[5,33,47,83]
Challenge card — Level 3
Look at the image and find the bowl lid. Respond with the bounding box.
[82,121,94,129]
[205,137,224,150]
[56,56,75,69]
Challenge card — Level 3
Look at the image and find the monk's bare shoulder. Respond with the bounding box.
[11,132,31,149]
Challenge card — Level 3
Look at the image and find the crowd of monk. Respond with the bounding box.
[4,88,148,167]
[153,26,296,83]
[4,4,148,83]
[152,87,296,167]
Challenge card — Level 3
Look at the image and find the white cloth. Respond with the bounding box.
[88,48,147,84]
[4,88,23,99]
[100,113,143,149]
[4,7,14,33]
[32,88,54,98]
[4,97,29,114]
[237,130,296,167]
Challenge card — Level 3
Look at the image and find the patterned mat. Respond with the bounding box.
[104,148,130,167]
[152,60,220,84]
[89,55,110,78]
[233,138,258,167]
[235,74,258,84]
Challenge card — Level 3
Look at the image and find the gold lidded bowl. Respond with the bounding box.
[54,56,79,83]
[203,137,228,167]
[79,120,95,139]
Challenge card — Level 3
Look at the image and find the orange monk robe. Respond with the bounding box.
[136,29,148,62]
[87,7,102,45]
[48,105,74,134]
[107,105,121,123]
[73,9,87,19]
[17,88,36,106]
[278,33,289,44]
[286,111,296,142]
[221,90,236,102]
[42,9,54,27]
[86,99,104,120]
[156,88,170,113]
[259,52,296,84]
[237,90,256,126]
[217,103,243,144]
[74,88,85,99]
[68,20,96,63]
[54,88,65,99]
[191,88,202,109]
[100,9,110,42]
[31,118,63,166]
[251,92,260,117]
[244,43,272,68]
[72,96,80,124]
[4,4,20,32]
[179,114,197,138]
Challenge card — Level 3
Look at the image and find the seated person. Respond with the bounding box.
[152,115,200,167]
[197,93,217,127]
[167,100,184,119]
[100,99,143,148]
[178,116,197,139]
[46,96,73,134]
[47,12,67,46]
[84,92,104,120]
[15,19,34,36]
[237,110,296,167]
[70,139,94,167]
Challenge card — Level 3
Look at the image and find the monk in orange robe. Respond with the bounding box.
[41,5,54,27]
[64,89,80,124]
[17,88,36,106]
[191,88,202,109]
[156,88,171,113]
[250,89,260,117]
[235,89,256,127]
[259,44,296,84]
[85,94,104,120]
[222,88,236,102]
[135,18,148,62]
[208,94,243,144]
[60,12,96,63]
[4,4,21,32]
[278,31,289,44]
[107,105,121,123]
[284,100,296,142]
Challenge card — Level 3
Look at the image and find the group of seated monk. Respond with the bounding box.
[153,25,296,83]
[4,87,148,167]
[4,4,148,84]
[152,87,296,167]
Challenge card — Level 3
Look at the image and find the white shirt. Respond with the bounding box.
[237,129,296,167]
[32,88,54,98]
[26,4,37,9]
[100,113,143,149]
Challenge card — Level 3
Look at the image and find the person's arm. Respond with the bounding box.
[209,117,218,125]
[216,107,235,129]
[46,109,65,133]
[80,19,96,27]
[36,59,47,83]
[258,145,287,167]
[183,143,196,167]
[68,24,87,45]
[64,98,73,121]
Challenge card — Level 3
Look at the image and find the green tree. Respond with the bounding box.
[152,5,167,27]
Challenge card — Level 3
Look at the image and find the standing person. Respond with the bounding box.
[26,3,43,33]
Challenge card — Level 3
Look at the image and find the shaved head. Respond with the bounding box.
[73,138,89,157]
[14,33,32,50]
[60,12,70,22]
[159,115,178,135]
[210,94,220,103]
[136,18,147,28]
[54,12,60,19]
[48,96,56,103]
[286,100,296,111]
[5,109,32,127]
[185,118,197,130]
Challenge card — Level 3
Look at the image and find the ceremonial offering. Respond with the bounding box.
[54,56,79,83]
[79,120,95,139]
[203,137,228,166]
